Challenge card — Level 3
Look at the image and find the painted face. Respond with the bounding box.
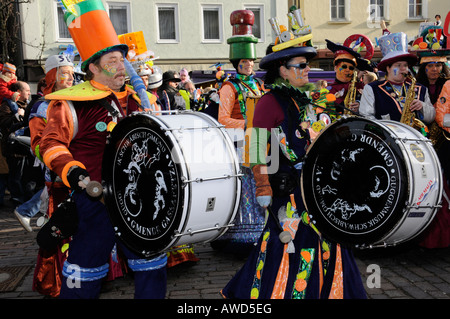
[425,62,443,82]
[55,65,74,91]
[282,56,311,88]
[387,61,409,82]
[335,61,355,83]
[96,51,126,91]
[238,59,254,76]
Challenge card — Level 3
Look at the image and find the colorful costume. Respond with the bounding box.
[222,10,366,299]
[215,10,266,254]
[37,0,167,299]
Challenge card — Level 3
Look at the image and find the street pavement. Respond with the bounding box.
[1,195,450,300]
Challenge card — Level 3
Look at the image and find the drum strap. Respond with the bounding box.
[98,98,122,122]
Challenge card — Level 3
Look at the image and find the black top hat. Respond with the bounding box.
[163,71,181,83]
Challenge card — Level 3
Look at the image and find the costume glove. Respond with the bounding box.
[67,166,89,192]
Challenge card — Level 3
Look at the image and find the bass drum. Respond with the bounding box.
[102,111,241,258]
[301,117,442,248]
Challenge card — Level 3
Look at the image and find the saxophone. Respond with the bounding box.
[344,70,358,115]
[399,74,428,136]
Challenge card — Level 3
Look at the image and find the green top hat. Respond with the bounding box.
[227,10,258,61]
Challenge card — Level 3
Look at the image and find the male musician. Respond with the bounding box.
[359,32,435,124]
[326,40,365,114]
[38,2,167,299]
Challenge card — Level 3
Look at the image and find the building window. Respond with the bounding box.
[245,5,264,41]
[369,0,385,19]
[201,5,223,42]
[107,2,131,35]
[156,4,179,43]
[330,0,346,20]
[408,0,424,19]
[55,2,72,41]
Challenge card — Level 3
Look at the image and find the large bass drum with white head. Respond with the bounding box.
[301,117,442,248]
[102,111,241,258]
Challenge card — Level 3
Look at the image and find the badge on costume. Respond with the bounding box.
[107,121,117,132]
[96,121,107,132]
[319,113,331,126]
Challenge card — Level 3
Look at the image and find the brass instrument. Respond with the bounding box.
[344,70,358,115]
[399,74,428,136]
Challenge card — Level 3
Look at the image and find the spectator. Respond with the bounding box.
[0,62,18,102]
[158,71,186,110]
[0,81,31,205]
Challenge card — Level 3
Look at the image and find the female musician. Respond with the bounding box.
[418,55,450,248]
[221,41,367,299]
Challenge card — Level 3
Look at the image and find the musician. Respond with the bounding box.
[326,40,365,114]
[215,10,266,254]
[221,24,366,299]
[416,55,450,105]
[359,32,435,124]
[38,3,167,299]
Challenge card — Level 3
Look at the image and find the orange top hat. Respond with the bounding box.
[60,0,128,71]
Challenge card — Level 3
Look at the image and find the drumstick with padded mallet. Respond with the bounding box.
[267,205,293,244]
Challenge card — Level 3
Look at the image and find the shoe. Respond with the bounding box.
[14,209,33,232]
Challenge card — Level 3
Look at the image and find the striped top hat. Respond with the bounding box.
[60,0,128,71]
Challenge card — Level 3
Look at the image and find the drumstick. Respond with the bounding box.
[267,206,293,244]
[86,181,103,198]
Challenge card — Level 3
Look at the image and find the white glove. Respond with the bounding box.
[257,195,272,208]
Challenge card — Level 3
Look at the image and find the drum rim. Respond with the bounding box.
[372,120,444,245]
[301,117,411,246]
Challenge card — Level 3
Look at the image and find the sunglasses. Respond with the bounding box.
[286,62,309,69]
[340,64,355,71]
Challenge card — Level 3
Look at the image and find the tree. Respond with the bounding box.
[0,0,32,77]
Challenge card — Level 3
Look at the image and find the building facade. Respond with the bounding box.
[18,0,449,84]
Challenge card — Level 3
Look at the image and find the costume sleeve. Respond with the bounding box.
[29,117,47,161]
[0,79,16,100]
[39,100,85,187]
[250,94,284,198]
[359,84,377,120]
[419,89,436,124]
[218,83,245,130]
[435,80,450,133]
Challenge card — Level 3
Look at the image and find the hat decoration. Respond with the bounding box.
[410,11,450,64]
[260,6,316,69]
[376,32,418,71]
[118,31,159,77]
[227,10,259,61]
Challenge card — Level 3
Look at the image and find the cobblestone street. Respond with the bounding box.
[1,196,450,300]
